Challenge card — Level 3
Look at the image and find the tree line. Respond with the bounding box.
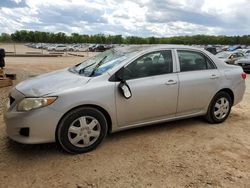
[1,30,250,45]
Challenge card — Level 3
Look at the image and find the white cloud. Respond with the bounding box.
[0,0,249,36]
[11,0,23,3]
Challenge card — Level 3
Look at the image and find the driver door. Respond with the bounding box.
[115,50,179,127]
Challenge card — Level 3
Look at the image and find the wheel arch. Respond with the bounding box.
[217,88,234,104]
[56,104,113,137]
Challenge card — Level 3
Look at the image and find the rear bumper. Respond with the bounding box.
[232,80,246,106]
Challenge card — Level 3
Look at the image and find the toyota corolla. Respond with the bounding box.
[4,45,246,154]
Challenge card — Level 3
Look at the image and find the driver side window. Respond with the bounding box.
[123,50,173,80]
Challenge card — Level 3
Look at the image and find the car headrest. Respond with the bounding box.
[144,57,153,65]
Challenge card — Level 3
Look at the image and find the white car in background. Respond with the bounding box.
[237,49,250,56]
[55,45,68,51]
[47,45,57,51]
[216,51,245,64]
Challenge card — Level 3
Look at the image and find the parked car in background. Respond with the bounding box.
[205,46,217,55]
[55,45,67,51]
[81,44,90,52]
[88,44,108,52]
[73,45,82,52]
[228,45,242,51]
[68,44,82,52]
[235,58,250,72]
[104,44,115,50]
[35,43,43,49]
[4,45,246,154]
[216,51,245,64]
[237,49,250,56]
[94,44,106,52]
[88,44,97,52]
[47,45,57,51]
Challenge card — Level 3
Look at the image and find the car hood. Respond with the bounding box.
[16,69,90,97]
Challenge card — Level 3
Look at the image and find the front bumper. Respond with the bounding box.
[4,90,62,144]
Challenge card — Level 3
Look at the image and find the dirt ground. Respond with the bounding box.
[0,54,250,188]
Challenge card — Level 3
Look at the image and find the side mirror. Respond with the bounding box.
[114,67,132,99]
[118,81,132,99]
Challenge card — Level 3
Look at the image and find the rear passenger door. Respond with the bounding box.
[176,50,221,116]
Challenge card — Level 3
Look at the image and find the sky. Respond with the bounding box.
[0,0,250,37]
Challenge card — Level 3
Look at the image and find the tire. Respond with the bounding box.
[205,91,232,124]
[56,107,108,154]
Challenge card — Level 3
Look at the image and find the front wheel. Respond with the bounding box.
[205,92,232,124]
[56,107,108,154]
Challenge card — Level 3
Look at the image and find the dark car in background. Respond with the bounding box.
[205,47,217,55]
[89,44,111,52]
[235,58,250,72]
[94,44,106,52]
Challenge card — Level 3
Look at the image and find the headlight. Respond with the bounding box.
[17,97,57,111]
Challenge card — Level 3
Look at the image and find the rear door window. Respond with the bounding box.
[177,50,216,72]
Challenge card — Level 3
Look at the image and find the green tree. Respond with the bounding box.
[4,30,250,45]
[0,33,12,42]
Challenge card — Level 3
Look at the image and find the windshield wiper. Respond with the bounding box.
[89,56,107,77]
[78,62,96,74]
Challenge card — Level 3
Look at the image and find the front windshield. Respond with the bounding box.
[216,52,230,59]
[71,49,127,77]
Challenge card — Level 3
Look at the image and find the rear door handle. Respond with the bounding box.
[165,80,177,85]
[210,74,219,79]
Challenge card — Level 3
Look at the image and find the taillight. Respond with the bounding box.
[241,72,247,80]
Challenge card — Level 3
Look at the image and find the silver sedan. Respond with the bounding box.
[4,45,246,154]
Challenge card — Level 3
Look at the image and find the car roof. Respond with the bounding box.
[240,49,250,52]
[115,44,204,54]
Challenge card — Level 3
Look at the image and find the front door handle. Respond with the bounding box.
[165,80,177,85]
[210,74,219,79]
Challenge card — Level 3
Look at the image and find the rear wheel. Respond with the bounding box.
[205,91,232,124]
[56,107,108,154]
